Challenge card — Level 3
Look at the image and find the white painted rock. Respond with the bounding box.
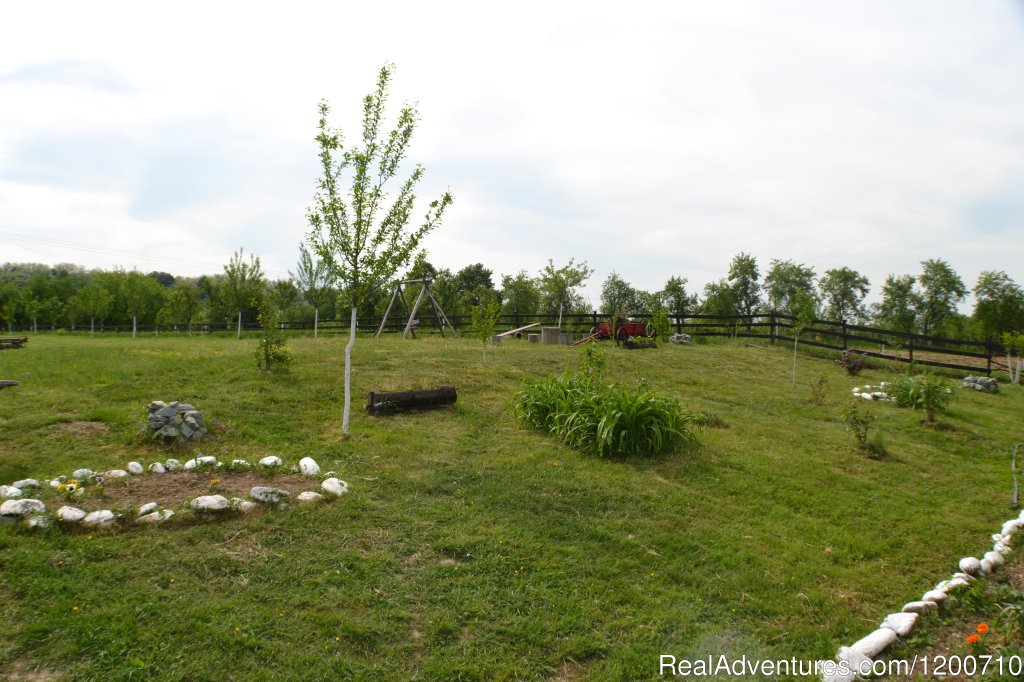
[48,479,61,489]
[231,459,251,468]
[821,664,857,682]
[922,589,947,603]
[191,495,230,512]
[1002,519,1021,536]
[105,469,129,479]
[72,468,93,479]
[937,577,970,593]
[127,461,144,475]
[138,502,159,517]
[12,479,41,489]
[850,628,898,658]
[183,456,216,471]
[984,550,1005,568]
[299,457,320,477]
[148,462,166,474]
[981,558,994,574]
[82,510,117,528]
[837,646,871,674]
[230,498,257,513]
[902,601,937,615]
[951,572,976,582]
[321,478,349,497]
[137,509,174,524]
[164,459,181,472]
[958,557,982,575]
[57,506,87,523]
[995,542,1012,556]
[859,392,873,400]
[250,487,290,504]
[881,612,918,637]
[259,456,283,467]
[1,499,46,517]
[297,491,323,504]
[0,485,23,499]
[26,515,50,529]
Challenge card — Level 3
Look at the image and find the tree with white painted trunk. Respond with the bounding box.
[223,249,265,339]
[290,242,332,338]
[306,63,453,437]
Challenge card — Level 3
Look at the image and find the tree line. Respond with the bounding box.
[0,250,1020,341]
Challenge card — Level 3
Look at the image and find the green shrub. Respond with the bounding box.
[512,371,698,457]
[890,371,952,424]
[650,309,671,340]
[842,399,885,458]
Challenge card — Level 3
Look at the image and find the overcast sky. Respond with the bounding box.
[2,1,1022,309]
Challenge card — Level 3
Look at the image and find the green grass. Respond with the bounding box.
[0,333,1021,680]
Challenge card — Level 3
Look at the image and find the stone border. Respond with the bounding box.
[0,455,349,531]
[821,513,1020,682]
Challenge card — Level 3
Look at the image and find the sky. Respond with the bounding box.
[1,0,1023,310]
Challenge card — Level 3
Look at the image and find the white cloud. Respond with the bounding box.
[0,0,1022,309]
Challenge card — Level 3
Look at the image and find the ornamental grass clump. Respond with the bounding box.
[512,349,698,457]
[890,371,953,424]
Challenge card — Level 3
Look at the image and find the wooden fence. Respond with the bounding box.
[14,310,1007,376]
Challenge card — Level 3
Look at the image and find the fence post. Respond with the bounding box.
[841,318,848,350]
[592,310,598,331]
[769,310,776,344]
[907,335,914,364]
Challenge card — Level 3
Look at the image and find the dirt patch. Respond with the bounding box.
[44,472,318,513]
[48,421,107,436]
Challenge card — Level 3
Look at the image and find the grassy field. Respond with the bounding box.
[0,333,1020,680]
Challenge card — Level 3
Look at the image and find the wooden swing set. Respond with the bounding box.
[374,278,457,339]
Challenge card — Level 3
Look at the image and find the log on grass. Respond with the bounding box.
[367,385,457,415]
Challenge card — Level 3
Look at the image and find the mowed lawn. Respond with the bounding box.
[0,334,1019,680]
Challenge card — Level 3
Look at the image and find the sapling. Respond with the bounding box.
[470,301,502,361]
[1002,331,1023,385]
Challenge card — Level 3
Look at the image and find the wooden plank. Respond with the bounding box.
[495,322,541,338]
[570,331,602,347]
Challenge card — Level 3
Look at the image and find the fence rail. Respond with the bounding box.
[8,310,1006,376]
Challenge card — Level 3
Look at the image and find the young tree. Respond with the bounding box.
[72,283,112,337]
[122,270,165,338]
[167,281,202,334]
[874,274,920,333]
[818,267,870,323]
[764,259,817,316]
[306,63,453,437]
[917,259,967,336]
[537,258,593,321]
[727,252,761,328]
[223,249,265,339]
[471,301,502,361]
[291,242,333,337]
[789,289,818,387]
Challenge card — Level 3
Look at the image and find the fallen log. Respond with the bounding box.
[367,385,457,415]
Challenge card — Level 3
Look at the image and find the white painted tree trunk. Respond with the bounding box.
[33,318,37,333]
[132,314,137,339]
[792,334,799,387]
[314,307,319,338]
[237,311,242,339]
[343,306,357,437]
[90,318,95,338]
